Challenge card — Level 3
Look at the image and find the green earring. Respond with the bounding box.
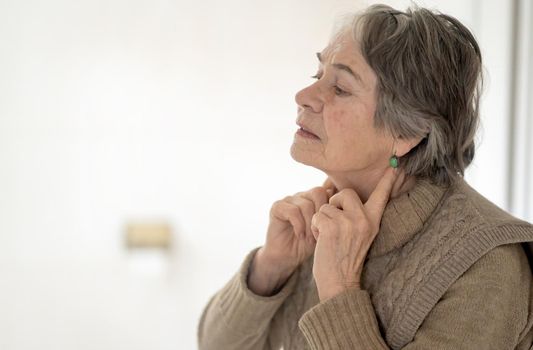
[389,154,399,168]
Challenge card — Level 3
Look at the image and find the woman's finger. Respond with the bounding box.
[270,200,306,238]
[311,211,333,240]
[322,178,338,199]
[329,188,365,220]
[300,187,329,213]
[318,203,343,219]
[365,167,398,221]
[287,196,316,239]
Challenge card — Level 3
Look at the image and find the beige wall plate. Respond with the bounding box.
[125,222,172,249]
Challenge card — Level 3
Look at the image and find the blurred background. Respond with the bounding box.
[0,0,532,349]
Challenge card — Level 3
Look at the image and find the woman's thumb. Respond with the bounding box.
[322,177,337,199]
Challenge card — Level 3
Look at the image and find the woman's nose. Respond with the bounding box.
[295,83,322,114]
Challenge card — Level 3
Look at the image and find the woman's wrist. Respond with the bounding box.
[318,282,362,302]
[247,247,297,297]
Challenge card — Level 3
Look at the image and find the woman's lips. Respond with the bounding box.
[296,127,320,140]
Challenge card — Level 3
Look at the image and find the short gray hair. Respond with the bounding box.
[336,4,483,186]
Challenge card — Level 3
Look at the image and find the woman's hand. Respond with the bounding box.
[310,167,398,302]
[247,183,335,296]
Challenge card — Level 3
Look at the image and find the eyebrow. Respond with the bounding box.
[316,52,365,86]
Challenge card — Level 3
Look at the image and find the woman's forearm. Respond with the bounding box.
[197,247,300,350]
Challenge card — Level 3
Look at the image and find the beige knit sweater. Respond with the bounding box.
[198,177,533,349]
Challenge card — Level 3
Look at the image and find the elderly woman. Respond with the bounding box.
[198,4,533,350]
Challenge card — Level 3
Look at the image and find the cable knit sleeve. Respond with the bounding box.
[197,247,300,350]
[298,243,531,350]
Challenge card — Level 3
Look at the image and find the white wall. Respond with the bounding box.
[510,0,533,220]
[0,1,519,349]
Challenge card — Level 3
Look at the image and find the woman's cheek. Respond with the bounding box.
[327,107,350,126]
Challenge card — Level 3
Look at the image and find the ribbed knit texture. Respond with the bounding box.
[198,247,301,350]
[298,289,389,349]
[198,177,533,350]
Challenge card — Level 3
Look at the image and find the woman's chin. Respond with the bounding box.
[290,144,320,168]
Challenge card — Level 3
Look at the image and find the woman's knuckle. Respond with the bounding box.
[270,201,282,212]
[319,203,330,212]
[340,188,356,196]
[300,197,314,209]
[292,197,311,213]
[287,205,300,216]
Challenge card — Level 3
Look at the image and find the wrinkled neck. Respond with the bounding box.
[326,168,415,203]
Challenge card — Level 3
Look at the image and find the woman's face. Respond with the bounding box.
[291,31,393,175]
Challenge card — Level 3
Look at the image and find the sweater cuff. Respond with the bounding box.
[298,288,389,350]
[217,247,300,334]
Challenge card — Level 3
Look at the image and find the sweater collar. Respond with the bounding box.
[367,177,450,259]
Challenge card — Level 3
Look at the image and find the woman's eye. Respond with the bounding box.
[334,86,349,96]
[310,73,350,97]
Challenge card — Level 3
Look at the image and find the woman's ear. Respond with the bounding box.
[395,136,425,157]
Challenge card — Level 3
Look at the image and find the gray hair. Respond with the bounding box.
[335,4,483,186]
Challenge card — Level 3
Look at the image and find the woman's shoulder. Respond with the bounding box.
[436,178,533,279]
[450,177,533,229]
[452,242,532,330]
[467,242,531,283]
[417,242,533,349]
